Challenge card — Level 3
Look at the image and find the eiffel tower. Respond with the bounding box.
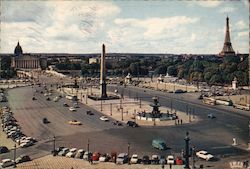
[219,16,235,57]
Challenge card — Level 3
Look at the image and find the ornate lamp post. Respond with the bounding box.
[127,143,130,165]
[13,144,17,168]
[184,132,190,169]
[53,135,56,156]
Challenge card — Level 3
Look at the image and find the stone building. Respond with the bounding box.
[11,42,47,70]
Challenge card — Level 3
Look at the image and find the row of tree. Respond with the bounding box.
[54,55,248,86]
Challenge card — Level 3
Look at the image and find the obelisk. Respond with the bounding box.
[100,44,107,98]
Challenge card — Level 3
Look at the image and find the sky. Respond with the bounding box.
[0,0,249,54]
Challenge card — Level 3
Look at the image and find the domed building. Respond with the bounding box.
[14,41,23,56]
[11,41,47,70]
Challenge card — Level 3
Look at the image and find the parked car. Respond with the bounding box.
[196,150,214,161]
[0,159,14,168]
[86,110,94,115]
[152,138,167,150]
[127,121,138,127]
[92,152,101,161]
[130,154,139,164]
[20,140,33,148]
[75,149,84,159]
[99,154,110,162]
[167,155,175,165]
[68,120,82,125]
[0,146,8,154]
[100,116,109,122]
[176,156,184,165]
[52,147,65,155]
[116,153,128,164]
[15,155,31,164]
[83,151,92,160]
[66,148,77,158]
[142,155,151,165]
[58,148,70,156]
[151,155,160,164]
[159,155,166,165]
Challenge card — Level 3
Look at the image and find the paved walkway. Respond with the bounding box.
[11,155,185,169]
[59,87,199,126]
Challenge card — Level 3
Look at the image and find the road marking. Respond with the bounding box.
[211,145,232,149]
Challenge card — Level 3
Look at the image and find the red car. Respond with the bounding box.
[176,156,183,165]
[92,152,100,161]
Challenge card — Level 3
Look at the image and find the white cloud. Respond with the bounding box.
[114,16,199,39]
[219,7,235,13]
[0,1,120,53]
[235,20,248,30]
[237,31,248,37]
[189,1,222,8]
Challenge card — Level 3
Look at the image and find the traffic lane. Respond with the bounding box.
[111,85,249,142]
[7,86,121,141]
[112,85,249,118]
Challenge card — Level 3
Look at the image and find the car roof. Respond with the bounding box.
[118,153,127,157]
[2,159,11,162]
[198,150,208,153]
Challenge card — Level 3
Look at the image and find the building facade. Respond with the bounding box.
[11,42,47,70]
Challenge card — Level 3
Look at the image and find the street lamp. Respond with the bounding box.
[110,103,112,116]
[87,138,90,153]
[192,146,196,169]
[184,132,190,169]
[13,144,16,168]
[121,108,124,121]
[248,120,250,149]
[53,135,56,156]
[127,143,130,165]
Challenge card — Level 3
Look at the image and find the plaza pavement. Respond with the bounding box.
[59,87,199,127]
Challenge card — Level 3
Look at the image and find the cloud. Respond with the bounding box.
[189,1,222,8]
[237,31,248,37]
[1,1,120,53]
[219,7,235,13]
[114,16,199,39]
[235,20,248,30]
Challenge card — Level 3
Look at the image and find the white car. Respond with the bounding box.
[196,150,214,161]
[0,159,14,168]
[66,148,77,158]
[69,107,76,111]
[100,116,109,121]
[130,154,139,164]
[167,155,175,165]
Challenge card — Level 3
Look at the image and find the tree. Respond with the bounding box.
[167,66,177,76]
[154,65,167,75]
[209,74,223,85]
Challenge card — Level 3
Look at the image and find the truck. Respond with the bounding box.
[66,95,77,101]
[233,103,250,111]
[152,138,167,150]
[202,97,216,105]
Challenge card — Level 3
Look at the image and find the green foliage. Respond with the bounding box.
[167,65,177,76]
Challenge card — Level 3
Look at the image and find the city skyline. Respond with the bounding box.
[0,0,249,54]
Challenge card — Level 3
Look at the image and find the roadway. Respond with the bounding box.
[1,74,250,168]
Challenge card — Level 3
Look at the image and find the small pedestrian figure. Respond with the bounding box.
[181,119,183,124]
[177,119,180,124]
